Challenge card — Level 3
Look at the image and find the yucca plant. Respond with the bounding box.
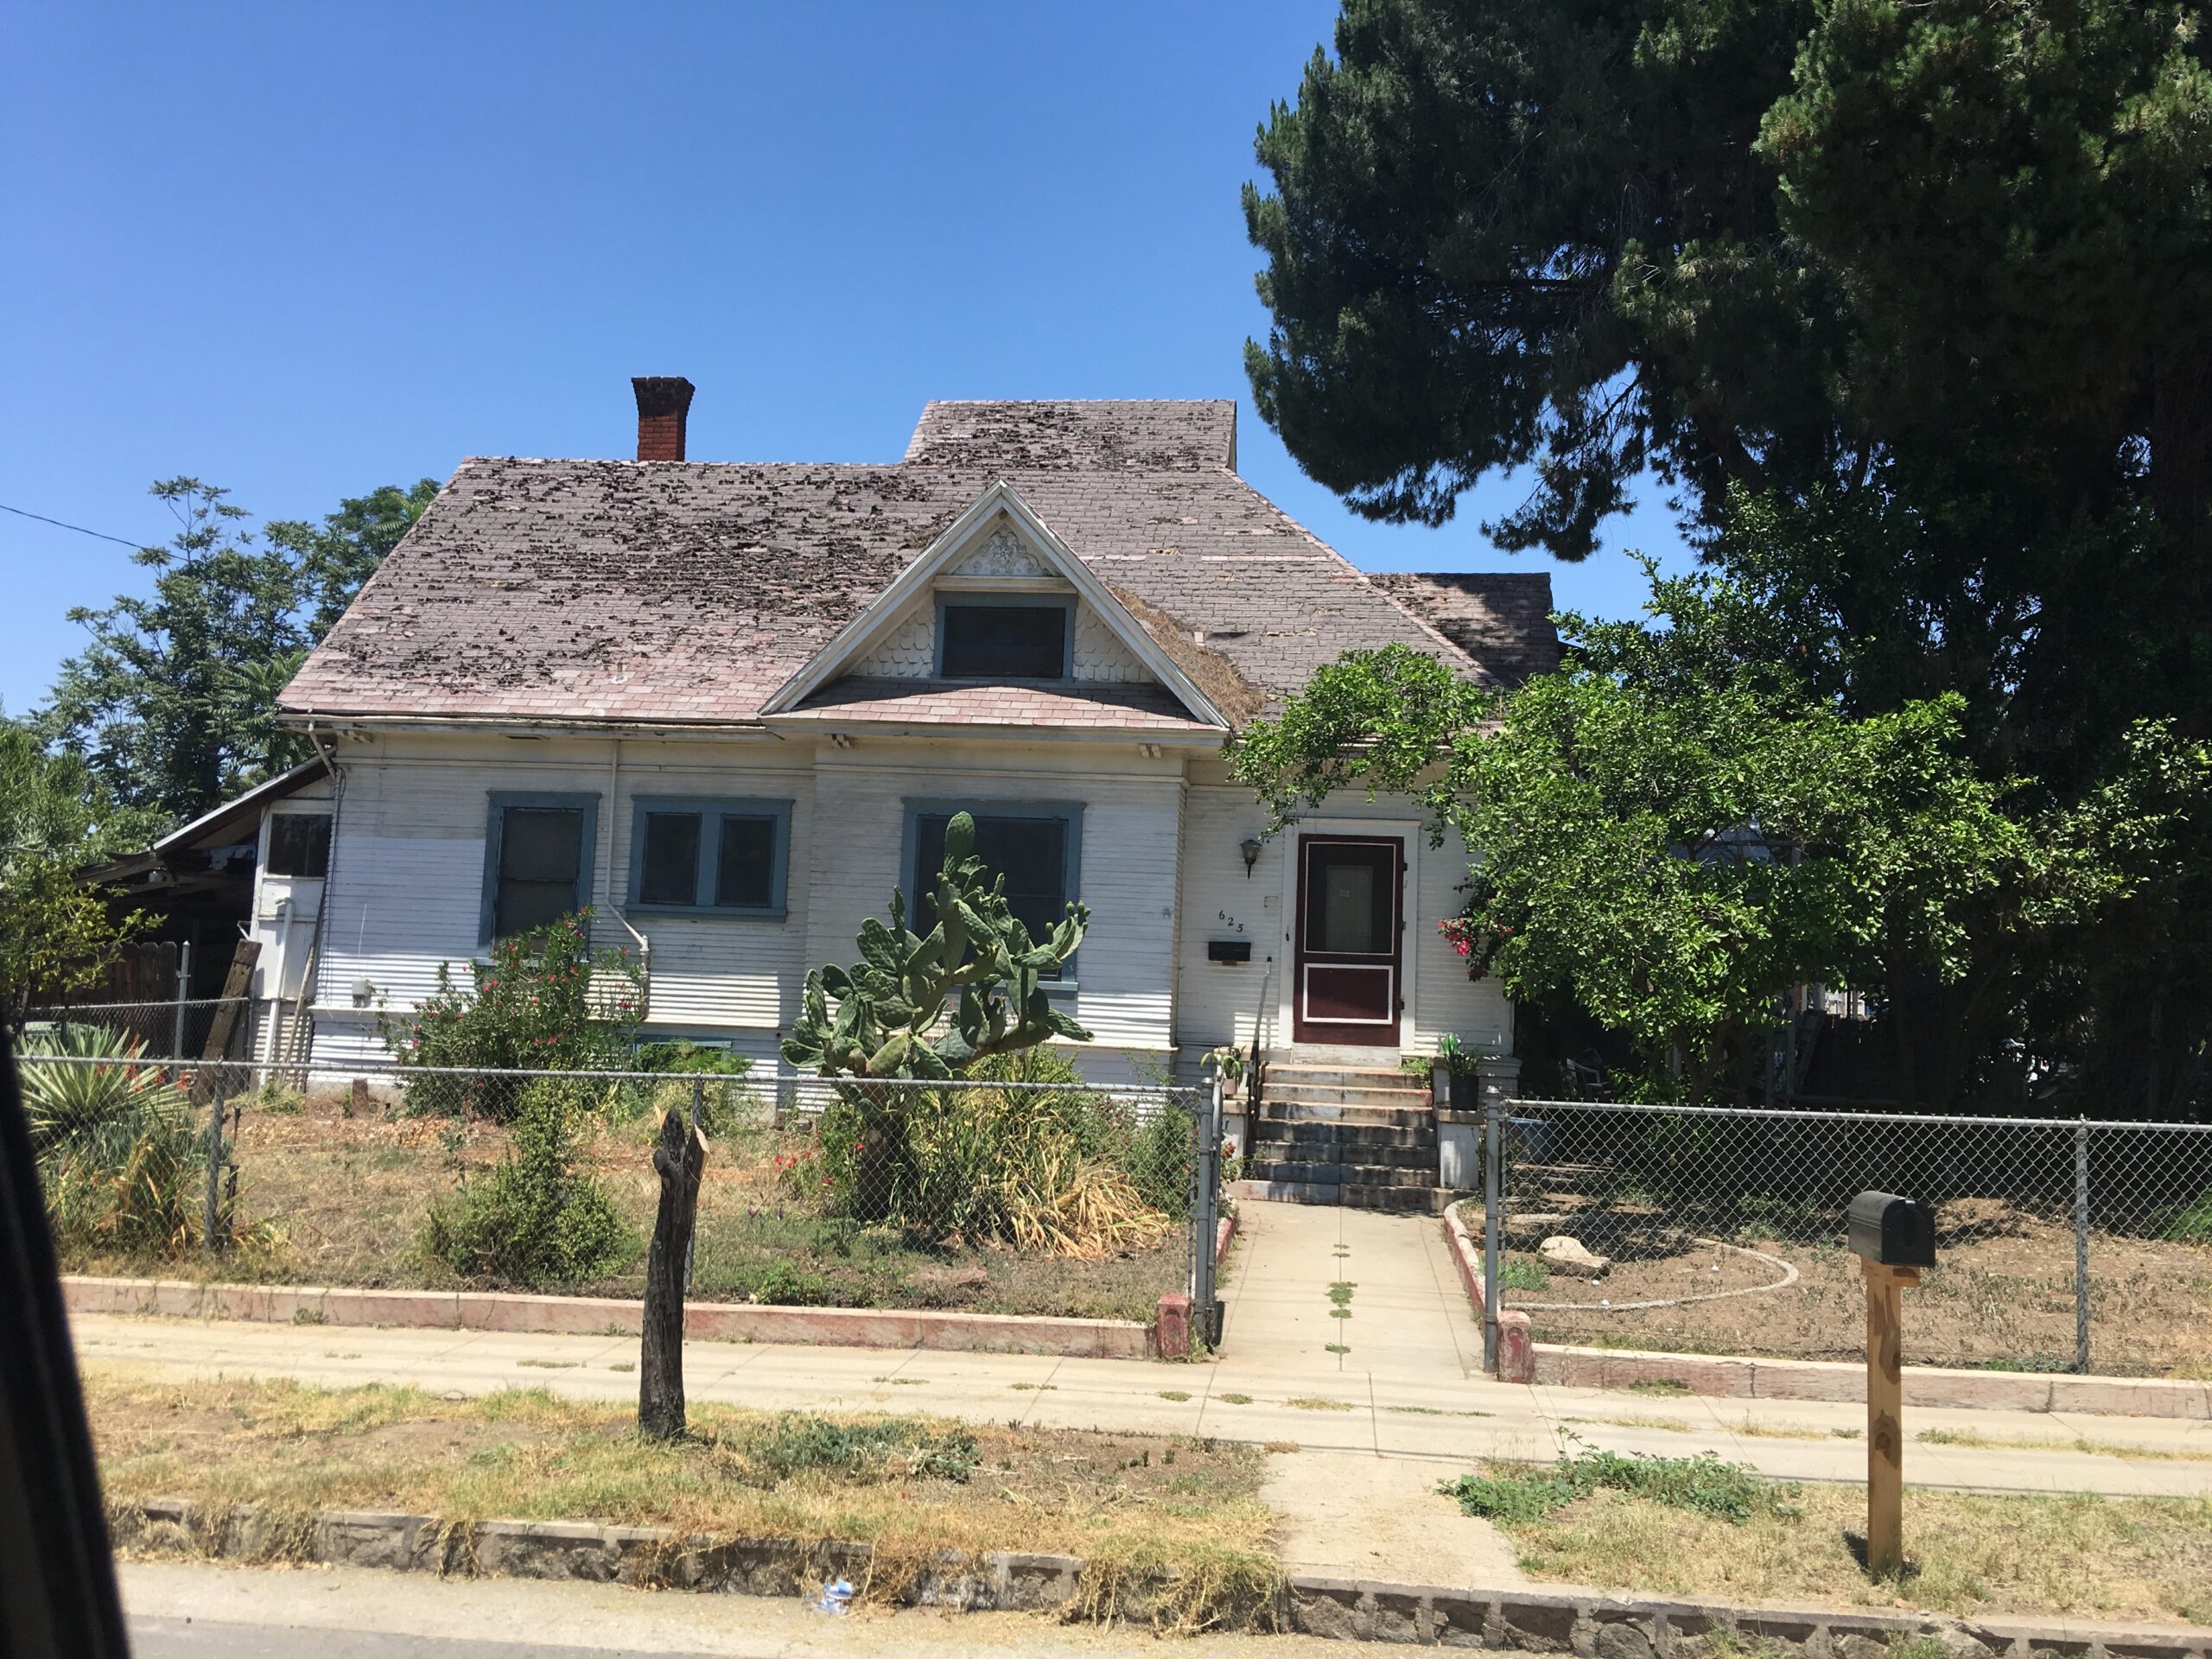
[21,1025,201,1255]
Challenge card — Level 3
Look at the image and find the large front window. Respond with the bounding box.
[908,804,1082,982]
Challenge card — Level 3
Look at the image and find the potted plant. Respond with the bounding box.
[1434,1033,1480,1111]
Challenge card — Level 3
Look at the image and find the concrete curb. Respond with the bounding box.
[114,1497,2212,1653]
[1217,1204,1238,1267]
[1437,1205,2212,1419]
[1441,1202,1533,1382]
[1529,1344,2212,1418]
[61,1274,1156,1361]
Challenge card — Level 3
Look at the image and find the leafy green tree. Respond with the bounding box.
[41,475,435,822]
[1241,1,2212,771]
[265,478,438,637]
[1243,0,2212,1110]
[0,718,162,1023]
[1243,1,2209,569]
[783,810,1091,1079]
[1230,573,2206,1107]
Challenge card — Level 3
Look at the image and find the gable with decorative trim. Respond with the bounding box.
[760,483,1224,728]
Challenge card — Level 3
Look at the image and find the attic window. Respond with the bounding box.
[937,597,1071,680]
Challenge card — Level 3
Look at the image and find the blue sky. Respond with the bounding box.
[0,3,1694,718]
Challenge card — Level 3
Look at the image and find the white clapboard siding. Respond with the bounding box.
[1174,762,1511,1055]
[308,733,814,1065]
[1174,776,1285,1052]
[805,745,1183,1056]
[304,734,1503,1076]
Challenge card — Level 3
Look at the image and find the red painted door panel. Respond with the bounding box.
[1292,836,1402,1046]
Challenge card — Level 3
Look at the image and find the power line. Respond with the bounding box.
[0,501,148,550]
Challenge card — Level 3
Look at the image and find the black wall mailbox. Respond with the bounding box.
[1206,938,1253,964]
[1847,1191,1936,1268]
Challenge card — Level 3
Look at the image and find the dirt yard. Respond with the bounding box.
[65,1087,1186,1323]
[1465,1200,2212,1377]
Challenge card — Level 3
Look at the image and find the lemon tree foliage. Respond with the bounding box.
[1231,569,2209,1107]
[783,811,1090,1079]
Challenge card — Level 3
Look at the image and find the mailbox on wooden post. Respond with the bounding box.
[1847,1191,1932,1578]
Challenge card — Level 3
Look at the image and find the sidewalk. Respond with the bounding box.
[72,1216,2212,1506]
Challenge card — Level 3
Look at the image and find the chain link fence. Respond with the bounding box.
[1478,1098,2212,1377]
[16,1053,1213,1328]
[21,997,257,1063]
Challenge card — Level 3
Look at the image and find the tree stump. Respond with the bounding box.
[639,1107,707,1440]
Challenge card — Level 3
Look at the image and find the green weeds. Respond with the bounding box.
[1440,1440,1790,1527]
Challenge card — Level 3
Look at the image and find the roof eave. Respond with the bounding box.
[276,709,783,741]
[759,712,1226,747]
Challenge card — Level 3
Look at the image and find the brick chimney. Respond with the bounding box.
[632,377,695,461]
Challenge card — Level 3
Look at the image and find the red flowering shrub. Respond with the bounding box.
[385,909,645,1120]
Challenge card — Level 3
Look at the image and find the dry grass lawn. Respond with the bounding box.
[85,1367,1276,1624]
[60,1086,1185,1322]
[1484,1476,2211,1625]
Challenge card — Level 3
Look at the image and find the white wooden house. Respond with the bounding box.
[270,385,1555,1197]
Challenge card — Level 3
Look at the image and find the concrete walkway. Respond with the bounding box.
[1222,1198,1484,1382]
[71,1203,2212,1527]
[74,1203,2212,1607]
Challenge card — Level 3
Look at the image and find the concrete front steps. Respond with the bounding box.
[1242,1060,1452,1213]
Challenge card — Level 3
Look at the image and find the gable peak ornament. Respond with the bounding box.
[954,525,1051,579]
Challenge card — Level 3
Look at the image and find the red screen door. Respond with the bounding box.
[1293,835,1403,1046]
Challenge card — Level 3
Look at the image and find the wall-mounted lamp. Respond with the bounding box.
[1240,837,1262,877]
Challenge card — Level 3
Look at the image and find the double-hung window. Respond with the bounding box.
[482,792,599,943]
[935,595,1072,680]
[905,801,1082,986]
[627,798,791,918]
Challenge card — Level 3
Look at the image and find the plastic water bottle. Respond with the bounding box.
[808,1578,853,1616]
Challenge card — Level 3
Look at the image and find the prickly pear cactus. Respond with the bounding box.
[781,811,1092,1078]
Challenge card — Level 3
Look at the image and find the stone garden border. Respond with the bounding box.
[112,1496,2211,1654]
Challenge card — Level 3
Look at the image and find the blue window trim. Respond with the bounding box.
[900,798,1084,996]
[626,796,792,919]
[932,592,1076,680]
[480,791,601,945]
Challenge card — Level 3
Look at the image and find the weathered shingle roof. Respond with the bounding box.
[1369,573,1560,688]
[904,400,1236,472]
[280,403,1556,730]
